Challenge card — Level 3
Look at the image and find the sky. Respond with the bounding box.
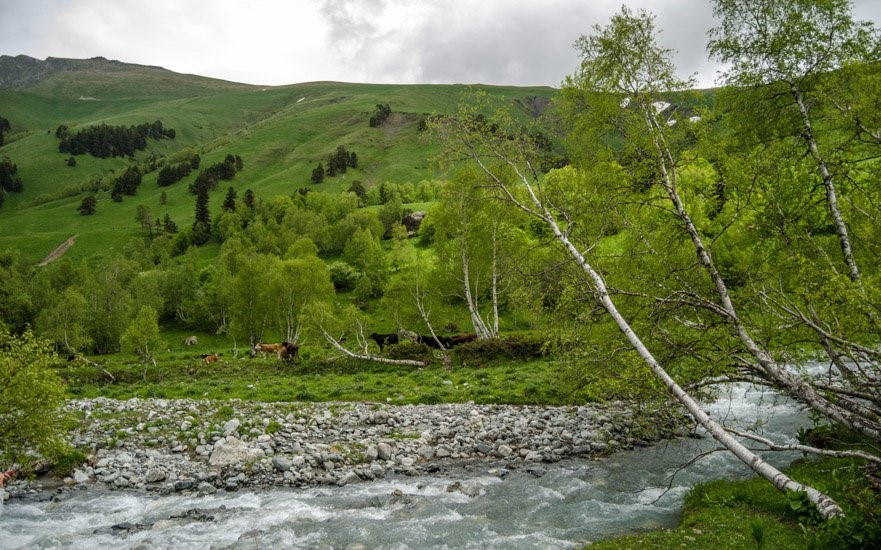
[1,0,880,89]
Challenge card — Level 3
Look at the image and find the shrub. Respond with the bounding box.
[0,328,70,466]
[385,340,433,363]
[454,334,546,364]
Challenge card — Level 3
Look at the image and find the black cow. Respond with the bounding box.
[369,332,399,350]
[447,333,478,347]
[417,334,451,349]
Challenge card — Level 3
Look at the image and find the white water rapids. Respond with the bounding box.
[1,372,820,549]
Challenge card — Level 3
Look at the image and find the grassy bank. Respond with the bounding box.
[590,455,881,549]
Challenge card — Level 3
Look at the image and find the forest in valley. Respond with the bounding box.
[2,1,881,544]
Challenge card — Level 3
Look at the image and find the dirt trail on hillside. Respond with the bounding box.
[37,235,77,266]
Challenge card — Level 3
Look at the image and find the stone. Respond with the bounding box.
[364,445,379,462]
[174,479,195,491]
[496,445,513,458]
[223,419,241,435]
[145,468,166,483]
[336,471,360,487]
[198,481,217,495]
[376,442,393,461]
[416,445,435,460]
[208,437,265,467]
[272,456,293,472]
[73,469,91,484]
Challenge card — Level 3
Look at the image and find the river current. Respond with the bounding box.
[1,373,817,549]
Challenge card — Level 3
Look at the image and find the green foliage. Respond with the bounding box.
[121,305,163,360]
[0,327,70,466]
[328,261,360,291]
[77,195,96,215]
[384,340,434,362]
[453,335,546,363]
[0,157,24,194]
[369,103,391,127]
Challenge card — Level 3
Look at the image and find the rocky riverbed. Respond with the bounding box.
[4,397,691,502]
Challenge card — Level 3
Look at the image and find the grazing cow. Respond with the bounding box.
[278,341,299,362]
[369,332,399,351]
[417,334,450,349]
[200,353,220,364]
[448,333,478,347]
[254,342,283,356]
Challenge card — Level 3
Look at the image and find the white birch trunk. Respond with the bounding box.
[790,83,861,282]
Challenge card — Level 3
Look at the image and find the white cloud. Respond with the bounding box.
[0,0,878,87]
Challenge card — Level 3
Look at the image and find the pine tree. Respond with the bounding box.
[192,188,211,244]
[311,162,325,183]
[77,195,97,215]
[222,186,237,212]
[243,189,255,209]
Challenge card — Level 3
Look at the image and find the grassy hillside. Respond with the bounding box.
[0,57,556,262]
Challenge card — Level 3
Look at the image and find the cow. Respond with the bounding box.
[448,333,478,347]
[417,334,451,349]
[278,341,299,362]
[200,353,220,364]
[254,342,283,356]
[369,332,399,351]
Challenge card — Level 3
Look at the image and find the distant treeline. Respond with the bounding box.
[56,120,176,158]
[189,154,243,194]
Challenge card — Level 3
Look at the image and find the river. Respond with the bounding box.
[1,375,815,549]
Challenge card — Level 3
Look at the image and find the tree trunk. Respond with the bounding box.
[790,83,860,282]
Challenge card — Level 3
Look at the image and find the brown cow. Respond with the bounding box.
[200,353,220,364]
[254,342,283,356]
[278,341,299,362]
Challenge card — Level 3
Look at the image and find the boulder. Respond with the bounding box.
[376,442,393,461]
[208,437,265,468]
[402,211,426,235]
[272,456,293,472]
[223,419,241,436]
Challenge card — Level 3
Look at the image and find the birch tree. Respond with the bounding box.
[708,0,880,282]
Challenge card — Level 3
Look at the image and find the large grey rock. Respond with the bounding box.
[209,437,265,467]
[416,445,435,460]
[376,442,393,461]
[223,419,241,435]
[272,456,293,472]
[145,468,167,483]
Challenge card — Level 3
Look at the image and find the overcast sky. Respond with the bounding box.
[1,0,879,88]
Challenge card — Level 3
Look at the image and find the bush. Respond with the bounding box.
[385,340,433,363]
[454,334,546,364]
[328,261,361,291]
[0,328,70,467]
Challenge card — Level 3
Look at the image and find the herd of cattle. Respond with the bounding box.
[192,331,478,364]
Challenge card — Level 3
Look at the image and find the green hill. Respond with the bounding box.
[0,56,556,262]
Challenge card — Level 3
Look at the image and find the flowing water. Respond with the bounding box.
[0,376,817,549]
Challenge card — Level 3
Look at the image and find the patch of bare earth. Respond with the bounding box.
[37,235,76,266]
